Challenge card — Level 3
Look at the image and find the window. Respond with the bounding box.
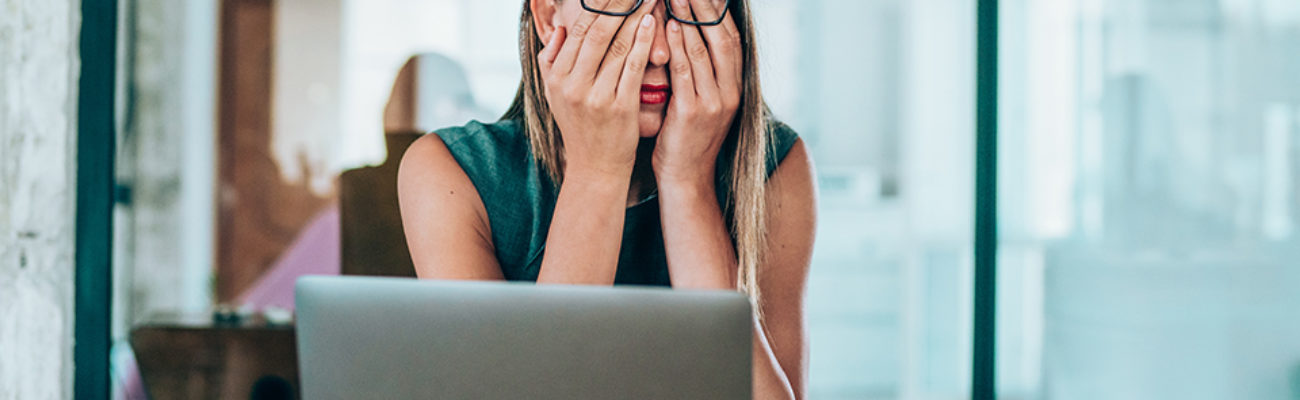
[998,0,1300,398]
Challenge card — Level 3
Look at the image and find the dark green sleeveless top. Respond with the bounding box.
[435,118,800,287]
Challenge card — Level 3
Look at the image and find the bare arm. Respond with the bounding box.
[397,134,504,280]
[754,141,817,398]
[397,134,639,283]
[535,168,632,284]
[658,140,817,399]
[395,133,642,284]
[651,0,816,395]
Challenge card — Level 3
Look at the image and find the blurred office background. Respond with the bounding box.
[76,0,1300,398]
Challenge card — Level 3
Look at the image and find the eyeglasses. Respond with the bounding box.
[580,0,732,27]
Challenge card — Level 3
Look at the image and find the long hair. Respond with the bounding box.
[504,0,772,307]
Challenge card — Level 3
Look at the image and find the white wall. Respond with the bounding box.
[117,0,217,336]
[274,0,344,195]
[0,0,80,398]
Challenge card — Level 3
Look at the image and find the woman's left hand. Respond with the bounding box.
[653,0,743,186]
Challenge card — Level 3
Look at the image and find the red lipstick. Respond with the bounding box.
[640,84,670,105]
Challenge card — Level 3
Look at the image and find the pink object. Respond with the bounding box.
[235,204,343,310]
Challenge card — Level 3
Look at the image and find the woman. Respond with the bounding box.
[397,0,817,397]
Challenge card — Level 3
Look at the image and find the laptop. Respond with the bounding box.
[295,276,752,399]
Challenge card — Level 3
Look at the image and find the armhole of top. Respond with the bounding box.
[765,120,801,178]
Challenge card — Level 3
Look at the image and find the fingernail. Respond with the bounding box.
[669,20,679,32]
[642,14,654,27]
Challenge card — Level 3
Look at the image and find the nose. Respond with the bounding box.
[648,1,670,67]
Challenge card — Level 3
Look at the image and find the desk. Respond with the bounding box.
[131,313,298,399]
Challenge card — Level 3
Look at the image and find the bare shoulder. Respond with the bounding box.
[399,133,453,177]
[400,134,456,175]
[399,134,478,207]
[767,139,817,224]
[398,132,491,223]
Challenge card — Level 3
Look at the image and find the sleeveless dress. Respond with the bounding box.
[434,118,800,287]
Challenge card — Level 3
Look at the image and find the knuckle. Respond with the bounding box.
[590,25,614,41]
[563,89,584,105]
[702,100,722,115]
[571,22,592,37]
[728,35,743,49]
[671,62,692,76]
[689,43,710,59]
[608,39,631,58]
[626,61,646,74]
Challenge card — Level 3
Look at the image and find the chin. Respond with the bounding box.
[638,109,665,138]
[638,124,661,138]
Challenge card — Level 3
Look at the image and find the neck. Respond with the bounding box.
[627,139,657,207]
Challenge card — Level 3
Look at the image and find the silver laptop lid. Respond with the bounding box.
[295,276,752,400]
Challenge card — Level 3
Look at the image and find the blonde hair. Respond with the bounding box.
[503,0,772,306]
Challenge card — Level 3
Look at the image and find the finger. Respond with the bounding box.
[615,14,658,99]
[684,0,725,23]
[596,0,658,88]
[720,14,743,80]
[551,0,608,75]
[666,20,697,98]
[675,2,720,99]
[571,0,645,81]
[689,0,741,90]
[538,26,567,75]
[715,1,742,40]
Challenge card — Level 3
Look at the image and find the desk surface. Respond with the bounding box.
[131,313,298,399]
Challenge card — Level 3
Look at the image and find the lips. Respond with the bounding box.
[640,84,670,105]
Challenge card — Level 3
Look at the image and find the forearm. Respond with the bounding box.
[658,177,797,398]
[657,176,737,289]
[536,168,631,285]
[753,320,798,399]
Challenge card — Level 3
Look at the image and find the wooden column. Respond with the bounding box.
[217,0,332,302]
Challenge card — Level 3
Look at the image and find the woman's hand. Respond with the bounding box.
[539,0,659,178]
[653,0,744,186]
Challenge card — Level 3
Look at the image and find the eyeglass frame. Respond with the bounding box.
[579,0,732,27]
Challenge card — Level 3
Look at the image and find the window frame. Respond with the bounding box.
[973,0,999,399]
[76,0,118,398]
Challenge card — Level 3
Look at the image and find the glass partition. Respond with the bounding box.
[112,0,980,397]
[760,0,977,397]
[998,0,1300,398]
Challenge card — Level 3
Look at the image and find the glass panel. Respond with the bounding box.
[757,0,975,398]
[999,0,1300,398]
[114,0,978,397]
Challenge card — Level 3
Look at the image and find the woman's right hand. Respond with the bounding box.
[539,0,658,178]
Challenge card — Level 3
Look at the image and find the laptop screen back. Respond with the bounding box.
[295,276,751,399]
